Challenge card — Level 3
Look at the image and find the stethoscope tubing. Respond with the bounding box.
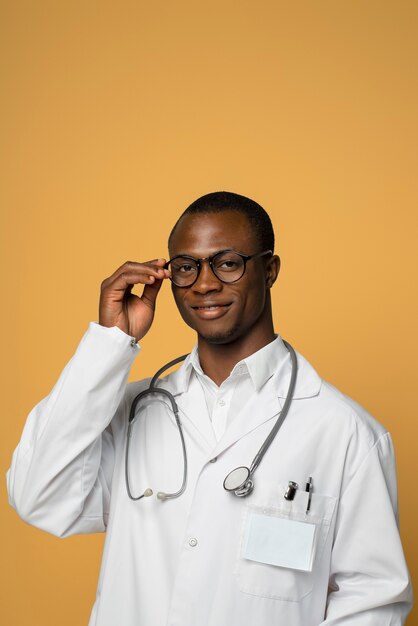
[125,342,297,501]
[248,340,297,476]
[125,355,188,501]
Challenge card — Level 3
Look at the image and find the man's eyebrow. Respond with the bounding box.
[169,247,240,259]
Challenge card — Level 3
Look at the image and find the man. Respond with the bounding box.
[7,192,412,625]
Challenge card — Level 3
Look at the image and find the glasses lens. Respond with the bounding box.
[170,257,199,286]
[212,251,245,283]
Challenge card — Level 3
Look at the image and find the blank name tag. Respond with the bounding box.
[242,512,316,571]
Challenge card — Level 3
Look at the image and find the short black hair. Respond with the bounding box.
[168,191,275,252]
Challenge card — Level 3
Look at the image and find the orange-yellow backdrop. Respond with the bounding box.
[1,1,417,624]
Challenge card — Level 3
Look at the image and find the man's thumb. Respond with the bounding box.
[141,278,164,309]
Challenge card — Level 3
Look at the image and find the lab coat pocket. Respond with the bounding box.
[234,485,337,602]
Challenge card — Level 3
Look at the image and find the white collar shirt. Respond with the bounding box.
[186,336,284,441]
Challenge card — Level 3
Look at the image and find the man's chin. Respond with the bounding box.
[197,324,242,345]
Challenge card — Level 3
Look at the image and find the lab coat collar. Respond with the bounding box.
[158,337,322,456]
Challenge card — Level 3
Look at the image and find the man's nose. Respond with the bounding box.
[192,261,222,293]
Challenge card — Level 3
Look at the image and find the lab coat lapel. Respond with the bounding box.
[210,349,322,460]
[175,383,218,450]
[158,361,218,451]
[211,382,282,459]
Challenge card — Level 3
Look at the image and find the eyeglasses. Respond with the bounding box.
[165,249,273,288]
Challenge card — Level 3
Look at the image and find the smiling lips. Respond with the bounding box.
[191,303,232,319]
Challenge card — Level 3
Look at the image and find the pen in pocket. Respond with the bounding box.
[305,477,313,514]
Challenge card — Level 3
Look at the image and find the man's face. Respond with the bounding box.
[168,210,278,345]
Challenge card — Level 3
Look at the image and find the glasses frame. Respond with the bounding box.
[165,248,273,288]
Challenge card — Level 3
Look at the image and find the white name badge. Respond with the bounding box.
[242,512,316,571]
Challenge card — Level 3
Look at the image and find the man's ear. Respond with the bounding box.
[266,255,280,289]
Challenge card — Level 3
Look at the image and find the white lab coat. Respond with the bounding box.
[7,323,412,625]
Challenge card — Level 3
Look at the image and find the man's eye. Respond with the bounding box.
[178,264,195,273]
[218,260,238,269]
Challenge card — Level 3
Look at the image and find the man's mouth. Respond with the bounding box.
[191,303,232,319]
[194,305,229,310]
[192,302,232,309]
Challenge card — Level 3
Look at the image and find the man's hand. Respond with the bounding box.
[99,259,171,342]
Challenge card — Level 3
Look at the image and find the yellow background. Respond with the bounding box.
[1,1,417,624]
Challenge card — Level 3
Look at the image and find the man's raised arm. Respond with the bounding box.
[6,259,171,537]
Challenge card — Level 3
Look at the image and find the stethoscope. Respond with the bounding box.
[125,340,297,502]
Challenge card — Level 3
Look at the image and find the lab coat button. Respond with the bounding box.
[210,457,217,463]
[130,339,137,347]
[218,399,226,407]
[188,537,198,547]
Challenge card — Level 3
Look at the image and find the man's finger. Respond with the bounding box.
[104,268,169,292]
[141,277,164,309]
[102,259,168,287]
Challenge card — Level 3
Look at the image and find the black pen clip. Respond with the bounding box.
[305,477,313,514]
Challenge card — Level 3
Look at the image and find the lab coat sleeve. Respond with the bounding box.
[6,322,139,538]
[320,432,413,625]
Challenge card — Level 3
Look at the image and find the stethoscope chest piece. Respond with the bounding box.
[223,466,254,497]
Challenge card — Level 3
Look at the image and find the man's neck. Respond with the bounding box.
[197,328,276,386]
